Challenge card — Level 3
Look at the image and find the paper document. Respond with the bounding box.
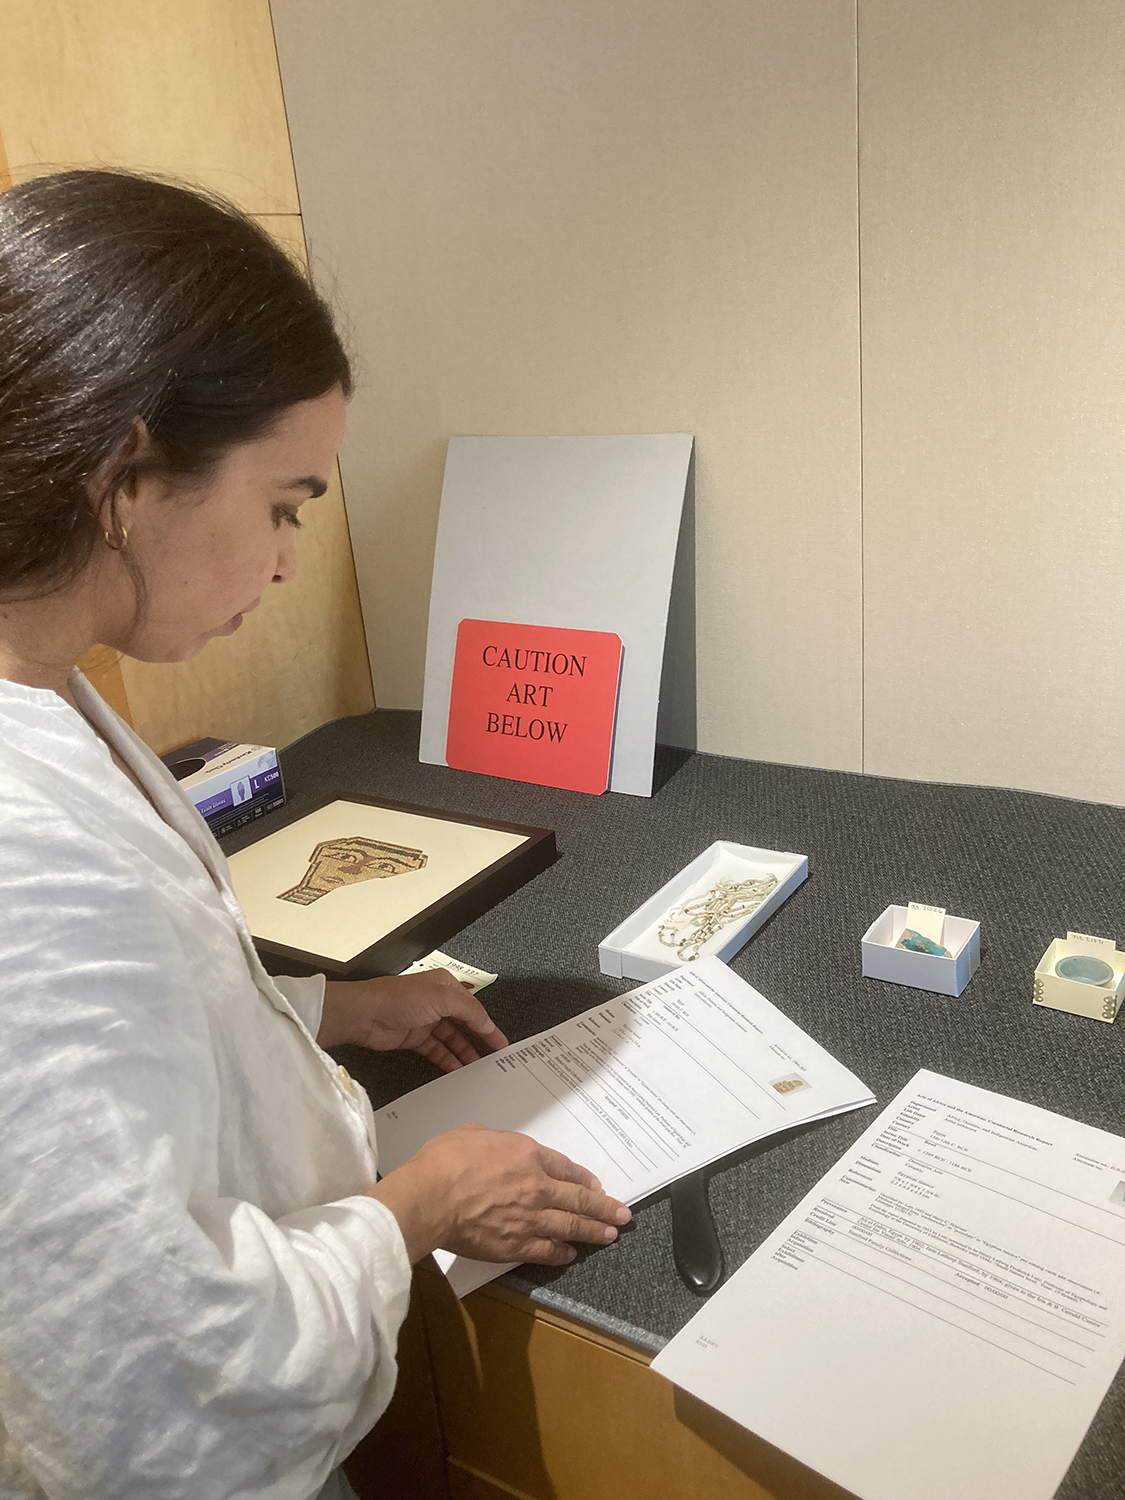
[652,1069,1125,1500]
[375,957,874,1295]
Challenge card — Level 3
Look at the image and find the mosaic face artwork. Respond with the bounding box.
[229,798,531,963]
[278,836,428,906]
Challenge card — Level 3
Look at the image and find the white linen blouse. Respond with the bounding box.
[0,673,412,1500]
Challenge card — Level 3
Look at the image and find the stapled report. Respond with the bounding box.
[374,957,875,1296]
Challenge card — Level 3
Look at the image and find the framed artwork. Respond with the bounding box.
[226,792,557,978]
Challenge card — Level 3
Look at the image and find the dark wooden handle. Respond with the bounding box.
[670,1171,724,1296]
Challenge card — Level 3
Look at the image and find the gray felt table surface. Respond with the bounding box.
[225,708,1125,1500]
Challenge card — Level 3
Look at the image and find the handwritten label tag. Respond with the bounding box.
[907,902,946,945]
[402,949,497,994]
[1066,931,1117,957]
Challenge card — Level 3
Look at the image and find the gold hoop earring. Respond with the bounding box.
[104,527,128,551]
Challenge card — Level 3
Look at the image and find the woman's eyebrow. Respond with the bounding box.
[283,475,328,498]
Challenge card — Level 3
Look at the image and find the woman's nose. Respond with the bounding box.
[273,537,299,584]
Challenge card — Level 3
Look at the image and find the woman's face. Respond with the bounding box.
[106,386,347,663]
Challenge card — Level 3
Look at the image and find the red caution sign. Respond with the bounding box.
[446,619,623,794]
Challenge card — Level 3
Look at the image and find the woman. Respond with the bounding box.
[0,171,629,1500]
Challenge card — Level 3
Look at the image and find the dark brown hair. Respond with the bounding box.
[0,169,351,593]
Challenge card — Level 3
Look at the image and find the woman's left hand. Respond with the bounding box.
[317,969,510,1072]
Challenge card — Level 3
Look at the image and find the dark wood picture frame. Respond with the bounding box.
[229,791,557,980]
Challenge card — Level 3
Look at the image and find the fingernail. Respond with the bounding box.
[591,1178,603,1192]
[615,1206,631,1224]
[602,1225,618,1243]
[565,1246,577,1261]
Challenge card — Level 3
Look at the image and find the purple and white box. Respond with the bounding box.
[161,737,285,837]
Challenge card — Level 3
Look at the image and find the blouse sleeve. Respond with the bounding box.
[0,804,412,1500]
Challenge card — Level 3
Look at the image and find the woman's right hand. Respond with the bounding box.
[368,1123,631,1267]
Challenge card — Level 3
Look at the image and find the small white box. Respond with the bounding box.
[1033,938,1125,1023]
[599,841,808,982]
[861,905,980,997]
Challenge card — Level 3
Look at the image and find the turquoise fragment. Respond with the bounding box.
[897,927,951,958]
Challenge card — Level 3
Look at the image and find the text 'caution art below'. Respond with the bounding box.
[445,619,623,794]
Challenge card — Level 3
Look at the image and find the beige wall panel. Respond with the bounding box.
[861,1,1125,803]
[118,214,374,755]
[0,0,298,212]
[273,0,863,770]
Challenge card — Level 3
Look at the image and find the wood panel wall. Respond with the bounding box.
[273,0,1125,806]
[0,0,374,753]
[272,0,864,774]
[859,0,1125,803]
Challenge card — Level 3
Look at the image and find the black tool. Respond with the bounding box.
[670,1169,724,1295]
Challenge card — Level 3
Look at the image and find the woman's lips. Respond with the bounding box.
[218,600,259,635]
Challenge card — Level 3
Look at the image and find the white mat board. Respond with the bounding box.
[419,434,693,796]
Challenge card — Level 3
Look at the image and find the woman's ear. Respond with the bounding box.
[85,416,159,541]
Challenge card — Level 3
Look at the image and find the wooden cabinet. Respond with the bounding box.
[0,2,374,750]
[348,1270,853,1500]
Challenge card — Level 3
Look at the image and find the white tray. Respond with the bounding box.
[599,840,809,981]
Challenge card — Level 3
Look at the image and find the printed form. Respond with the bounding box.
[374,956,874,1294]
[653,1069,1125,1500]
